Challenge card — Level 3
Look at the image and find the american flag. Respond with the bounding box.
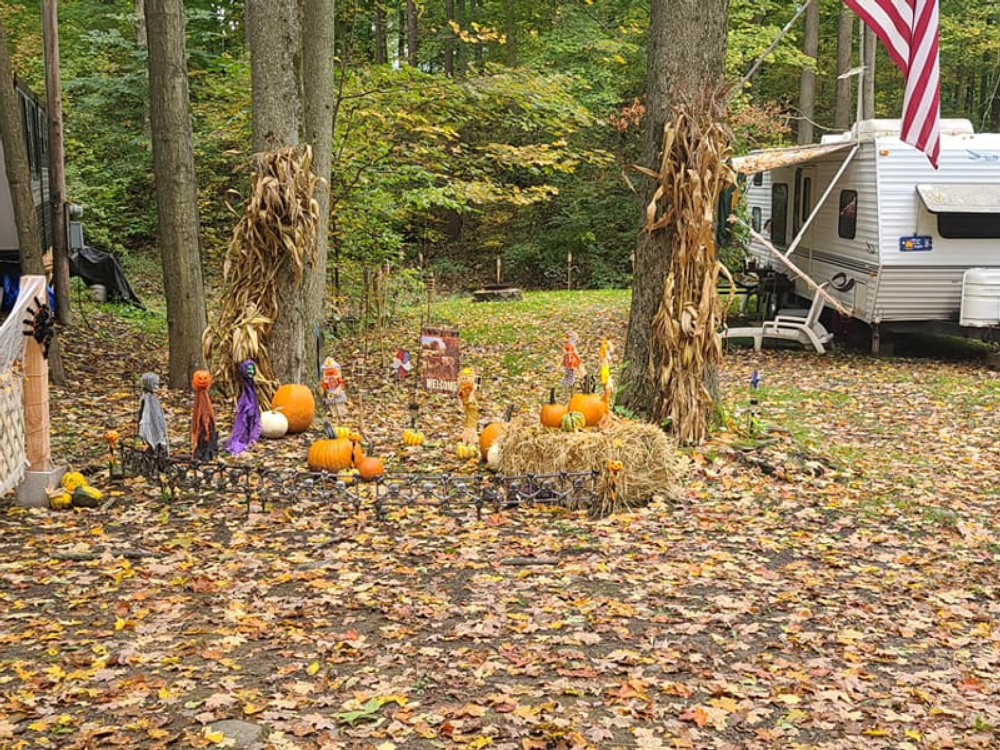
[845,0,941,168]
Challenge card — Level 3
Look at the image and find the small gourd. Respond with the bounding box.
[560,411,586,432]
[455,442,479,460]
[403,428,426,446]
[260,408,289,439]
[62,471,87,493]
[337,468,360,484]
[332,425,352,439]
[50,491,72,510]
[540,387,567,429]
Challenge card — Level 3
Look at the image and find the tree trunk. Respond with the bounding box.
[374,0,388,64]
[406,0,418,66]
[302,0,335,385]
[618,0,729,417]
[42,0,70,326]
[145,0,208,390]
[862,24,876,120]
[472,0,483,66]
[798,0,819,144]
[0,18,44,276]
[398,0,406,62]
[503,0,516,66]
[444,0,455,76]
[834,6,854,131]
[135,0,147,47]
[455,0,466,75]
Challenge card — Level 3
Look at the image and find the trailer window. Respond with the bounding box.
[752,172,763,186]
[938,212,1000,239]
[771,183,788,246]
[838,190,858,239]
[802,177,812,224]
[752,206,762,232]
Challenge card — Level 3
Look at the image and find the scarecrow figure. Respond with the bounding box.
[320,357,348,419]
[190,370,219,462]
[226,359,261,455]
[457,366,478,445]
[138,372,169,464]
[599,339,614,413]
[561,332,583,392]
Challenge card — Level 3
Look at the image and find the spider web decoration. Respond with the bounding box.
[0,276,46,497]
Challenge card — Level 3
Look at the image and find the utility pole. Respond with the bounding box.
[42,0,70,325]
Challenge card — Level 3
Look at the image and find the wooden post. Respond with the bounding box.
[42,0,71,325]
[21,276,51,472]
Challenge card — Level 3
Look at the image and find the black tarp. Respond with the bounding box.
[70,246,143,307]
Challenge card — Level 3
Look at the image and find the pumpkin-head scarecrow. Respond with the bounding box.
[457,366,479,445]
[561,332,583,391]
[226,359,261,455]
[190,369,218,461]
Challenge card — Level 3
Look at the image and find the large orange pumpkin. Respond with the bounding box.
[540,387,567,429]
[568,392,605,427]
[356,455,385,481]
[272,384,315,433]
[307,437,355,471]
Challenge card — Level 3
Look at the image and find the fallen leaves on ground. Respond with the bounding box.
[2,292,1000,749]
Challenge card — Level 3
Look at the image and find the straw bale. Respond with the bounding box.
[494,414,683,512]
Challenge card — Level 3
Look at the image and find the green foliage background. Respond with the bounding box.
[2,0,999,296]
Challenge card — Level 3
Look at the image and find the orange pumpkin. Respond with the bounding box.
[568,392,604,427]
[307,437,355,471]
[272,384,315,433]
[479,422,504,459]
[192,370,212,390]
[540,387,567,428]
[356,455,385,481]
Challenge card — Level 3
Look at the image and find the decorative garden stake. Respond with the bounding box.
[599,339,614,414]
[320,357,348,419]
[748,369,761,436]
[458,367,479,445]
[104,427,119,477]
[191,370,219,461]
[561,332,582,392]
[138,373,169,460]
[226,360,261,455]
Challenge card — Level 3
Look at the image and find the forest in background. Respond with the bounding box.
[2,0,999,296]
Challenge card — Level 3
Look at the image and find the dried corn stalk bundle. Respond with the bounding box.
[630,89,735,443]
[203,145,320,403]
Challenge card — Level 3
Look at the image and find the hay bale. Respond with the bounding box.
[494,414,683,513]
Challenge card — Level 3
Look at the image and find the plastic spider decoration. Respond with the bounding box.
[22,296,56,359]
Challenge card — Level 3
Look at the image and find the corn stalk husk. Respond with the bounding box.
[628,89,735,444]
[202,145,320,404]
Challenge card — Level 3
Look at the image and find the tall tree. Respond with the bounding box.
[618,0,730,417]
[444,0,455,76]
[245,0,334,386]
[862,25,875,120]
[798,0,819,143]
[144,0,208,388]
[406,0,418,66]
[835,6,854,130]
[503,0,516,66]
[0,16,44,277]
[374,0,388,64]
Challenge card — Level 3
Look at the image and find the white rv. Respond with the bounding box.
[737,119,1000,351]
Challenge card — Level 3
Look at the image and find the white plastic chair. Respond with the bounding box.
[722,282,833,354]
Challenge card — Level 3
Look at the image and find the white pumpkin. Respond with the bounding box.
[260,409,289,439]
[486,442,501,470]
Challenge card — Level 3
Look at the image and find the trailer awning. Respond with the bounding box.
[917,184,1000,214]
[732,141,856,175]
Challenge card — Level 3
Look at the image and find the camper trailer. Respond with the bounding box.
[0,79,54,257]
[738,119,1000,352]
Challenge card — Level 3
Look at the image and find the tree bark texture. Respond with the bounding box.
[406,0,418,66]
[374,0,388,64]
[247,0,303,153]
[503,0,516,66]
[0,17,45,276]
[834,6,854,131]
[444,0,455,76]
[144,0,208,389]
[798,0,819,144]
[134,0,147,47]
[42,0,71,325]
[302,0,335,385]
[862,25,876,120]
[455,0,466,75]
[618,0,729,418]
